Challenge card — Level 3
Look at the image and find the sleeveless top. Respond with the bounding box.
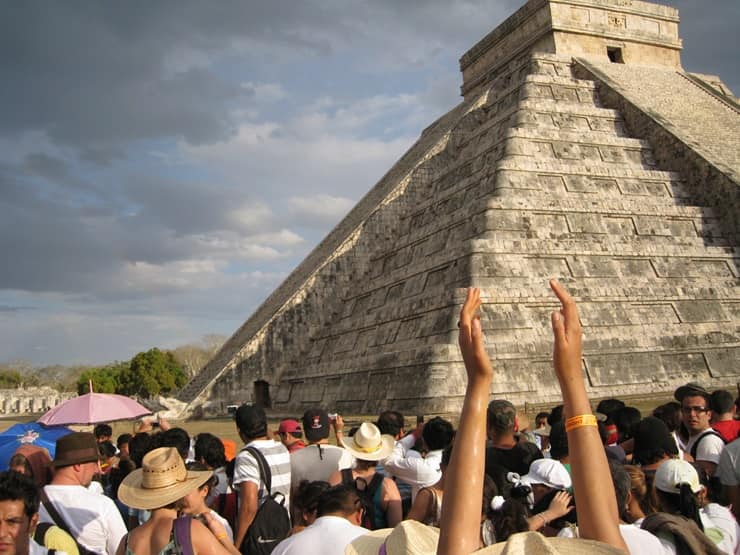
[419,487,442,527]
[124,517,190,555]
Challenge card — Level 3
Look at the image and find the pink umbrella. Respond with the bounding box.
[38,382,152,426]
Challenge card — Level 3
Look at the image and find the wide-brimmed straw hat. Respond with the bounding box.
[118,447,212,510]
[347,523,625,555]
[344,422,395,461]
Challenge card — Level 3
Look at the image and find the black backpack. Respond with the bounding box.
[340,468,384,530]
[689,429,727,503]
[240,446,291,555]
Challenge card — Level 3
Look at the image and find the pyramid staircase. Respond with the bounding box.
[177,51,738,415]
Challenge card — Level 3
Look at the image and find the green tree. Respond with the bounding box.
[118,348,187,398]
[0,369,22,389]
[76,363,125,395]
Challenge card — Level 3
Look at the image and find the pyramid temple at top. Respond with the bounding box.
[177,0,740,417]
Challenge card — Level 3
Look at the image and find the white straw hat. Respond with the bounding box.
[344,422,395,461]
[118,447,212,510]
[346,525,625,555]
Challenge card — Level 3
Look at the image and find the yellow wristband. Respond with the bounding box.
[565,414,597,432]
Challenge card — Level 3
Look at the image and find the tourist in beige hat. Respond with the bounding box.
[115,447,240,555]
[328,422,401,529]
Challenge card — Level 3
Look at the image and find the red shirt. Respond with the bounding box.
[712,420,740,443]
[287,440,307,453]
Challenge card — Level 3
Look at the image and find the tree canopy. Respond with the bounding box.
[75,348,186,398]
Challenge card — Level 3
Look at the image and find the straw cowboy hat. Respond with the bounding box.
[344,422,395,461]
[118,447,212,510]
[347,521,626,555]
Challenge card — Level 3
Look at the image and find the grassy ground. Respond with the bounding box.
[0,391,675,440]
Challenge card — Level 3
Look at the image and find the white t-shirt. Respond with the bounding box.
[40,484,127,555]
[702,503,739,555]
[272,515,367,555]
[559,523,674,555]
[290,443,353,491]
[233,439,292,511]
[686,430,725,467]
[381,434,443,501]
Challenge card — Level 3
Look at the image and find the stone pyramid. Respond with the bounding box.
[178,0,740,416]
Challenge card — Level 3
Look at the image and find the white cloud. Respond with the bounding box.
[288,194,354,223]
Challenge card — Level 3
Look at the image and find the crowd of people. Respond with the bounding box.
[1,280,739,555]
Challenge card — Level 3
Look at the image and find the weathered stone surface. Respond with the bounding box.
[178,0,739,416]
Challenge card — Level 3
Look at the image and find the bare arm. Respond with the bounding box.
[233,481,258,549]
[549,279,627,551]
[381,477,403,528]
[437,288,493,555]
[327,469,342,486]
[192,516,241,555]
[406,487,434,523]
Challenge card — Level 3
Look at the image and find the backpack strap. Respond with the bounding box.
[366,473,384,497]
[173,515,194,555]
[40,488,96,555]
[33,522,53,546]
[340,468,354,486]
[245,446,272,495]
[690,429,724,460]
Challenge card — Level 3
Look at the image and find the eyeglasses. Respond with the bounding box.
[681,406,709,414]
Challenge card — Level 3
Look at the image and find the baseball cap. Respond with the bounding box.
[277,419,302,434]
[302,408,330,442]
[654,459,702,494]
[520,459,572,490]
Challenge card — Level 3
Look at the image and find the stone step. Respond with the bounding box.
[486,195,714,218]
[495,159,681,180]
[471,236,738,258]
[517,99,620,119]
[503,128,656,167]
[524,73,597,88]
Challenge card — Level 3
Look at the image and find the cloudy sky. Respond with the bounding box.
[1,1,737,367]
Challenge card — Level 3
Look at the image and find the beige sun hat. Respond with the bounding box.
[118,447,212,510]
[344,422,395,461]
[346,523,626,555]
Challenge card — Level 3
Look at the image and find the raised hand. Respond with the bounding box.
[457,287,493,383]
[549,279,583,384]
[546,490,574,520]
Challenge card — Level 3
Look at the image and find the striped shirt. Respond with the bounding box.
[233,439,291,512]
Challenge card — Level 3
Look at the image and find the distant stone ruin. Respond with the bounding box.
[178,0,739,417]
[0,387,75,415]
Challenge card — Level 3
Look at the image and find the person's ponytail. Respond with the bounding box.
[678,482,703,531]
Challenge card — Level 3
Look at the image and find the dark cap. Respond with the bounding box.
[487,400,516,432]
[52,432,100,468]
[235,404,267,438]
[632,416,678,465]
[302,408,330,442]
[674,382,710,403]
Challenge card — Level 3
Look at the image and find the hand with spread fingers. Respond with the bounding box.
[549,279,583,385]
[457,287,493,384]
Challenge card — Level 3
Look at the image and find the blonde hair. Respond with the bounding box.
[624,465,657,517]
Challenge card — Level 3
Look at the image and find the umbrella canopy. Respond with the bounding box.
[37,392,152,426]
[0,422,72,471]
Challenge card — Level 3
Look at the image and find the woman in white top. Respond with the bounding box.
[180,462,234,542]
